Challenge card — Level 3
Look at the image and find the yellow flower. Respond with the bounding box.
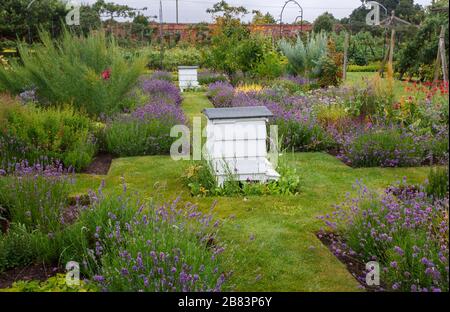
[235,84,263,93]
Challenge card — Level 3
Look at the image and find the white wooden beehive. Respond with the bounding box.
[203,106,280,186]
[178,66,199,92]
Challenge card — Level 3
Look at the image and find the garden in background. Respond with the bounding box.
[0,0,448,292]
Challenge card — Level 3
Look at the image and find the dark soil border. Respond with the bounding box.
[82,153,114,175]
[316,231,384,291]
[0,263,63,289]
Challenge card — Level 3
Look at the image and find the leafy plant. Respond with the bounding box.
[0,96,97,171]
[0,29,146,116]
[0,274,98,292]
[426,167,449,200]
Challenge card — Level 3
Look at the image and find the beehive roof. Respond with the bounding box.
[203,106,273,120]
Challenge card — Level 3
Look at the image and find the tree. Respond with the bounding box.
[313,12,336,33]
[397,6,449,80]
[0,0,67,43]
[94,0,140,22]
[206,1,248,21]
[251,10,276,25]
[396,0,424,24]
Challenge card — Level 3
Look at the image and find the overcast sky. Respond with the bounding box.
[82,0,433,23]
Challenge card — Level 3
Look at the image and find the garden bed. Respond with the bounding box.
[317,231,384,291]
[82,153,114,175]
[0,263,62,289]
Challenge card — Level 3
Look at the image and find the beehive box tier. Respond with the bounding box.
[202,106,279,186]
[178,66,199,91]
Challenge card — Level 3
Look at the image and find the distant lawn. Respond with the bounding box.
[72,92,431,292]
[345,71,409,99]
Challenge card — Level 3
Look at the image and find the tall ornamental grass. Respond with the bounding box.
[0,29,146,116]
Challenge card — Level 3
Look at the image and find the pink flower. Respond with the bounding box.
[102,68,111,80]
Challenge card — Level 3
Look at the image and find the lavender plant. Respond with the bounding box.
[0,161,73,234]
[320,180,449,292]
[141,78,182,106]
[78,186,228,292]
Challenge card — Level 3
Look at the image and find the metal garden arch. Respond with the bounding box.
[279,0,303,36]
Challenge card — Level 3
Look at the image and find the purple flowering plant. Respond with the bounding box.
[319,179,449,292]
[79,184,228,292]
[0,161,74,234]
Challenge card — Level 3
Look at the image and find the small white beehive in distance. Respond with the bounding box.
[178,66,199,92]
[202,106,280,186]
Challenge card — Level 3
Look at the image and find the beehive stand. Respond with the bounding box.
[203,106,280,186]
[178,66,199,92]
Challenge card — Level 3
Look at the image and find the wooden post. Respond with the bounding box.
[434,33,442,82]
[379,28,395,76]
[343,32,349,80]
[388,28,396,66]
[439,26,448,83]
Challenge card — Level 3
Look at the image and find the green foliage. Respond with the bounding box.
[277,119,336,152]
[1,274,98,292]
[279,33,328,79]
[313,12,336,33]
[147,47,203,71]
[104,119,175,157]
[253,51,286,80]
[0,0,67,42]
[0,223,37,272]
[0,96,97,171]
[426,167,449,200]
[348,63,385,72]
[183,159,301,197]
[397,9,449,80]
[251,10,276,25]
[317,40,342,87]
[0,29,146,116]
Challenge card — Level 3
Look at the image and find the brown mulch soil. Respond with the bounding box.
[317,231,382,291]
[0,263,63,289]
[82,153,114,175]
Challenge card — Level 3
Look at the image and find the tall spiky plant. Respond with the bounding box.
[0,28,146,116]
[279,32,328,78]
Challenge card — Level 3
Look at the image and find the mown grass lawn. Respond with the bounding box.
[73,92,430,291]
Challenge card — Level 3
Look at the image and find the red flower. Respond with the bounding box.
[101,68,111,81]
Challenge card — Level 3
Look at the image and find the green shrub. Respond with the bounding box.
[279,33,328,79]
[104,118,176,157]
[0,29,146,116]
[0,274,98,292]
[348,63,386,72]
[0,97,97,171]
[277,119,336,152]
[426,167,449,200]
[147,47,202,71]
[0,223,36,272]
[252,51,285,80]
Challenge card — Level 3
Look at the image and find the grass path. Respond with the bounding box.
[74,92,430,291]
